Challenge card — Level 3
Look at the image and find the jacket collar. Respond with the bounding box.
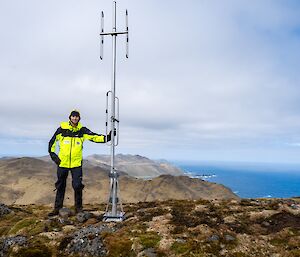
[60,121,82,132]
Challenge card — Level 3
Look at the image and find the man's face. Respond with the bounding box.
[70,115,80,125]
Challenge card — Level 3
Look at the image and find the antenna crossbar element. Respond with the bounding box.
[100,1,129,222]
[100,31,128,36]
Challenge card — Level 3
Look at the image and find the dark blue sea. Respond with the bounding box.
[176,161,300,199]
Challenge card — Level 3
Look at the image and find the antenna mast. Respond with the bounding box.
[100,1,128,222]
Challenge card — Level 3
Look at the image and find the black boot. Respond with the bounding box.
[75,207,83,214]
[48,208,60,217]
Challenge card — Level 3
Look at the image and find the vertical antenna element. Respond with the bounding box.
[100,11,104,60]
[113,1,116,31]
[126,10,129,58]
[100,1,129,222]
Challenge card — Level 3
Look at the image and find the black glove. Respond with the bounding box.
[106,128,117,142]
[50,152,61,166]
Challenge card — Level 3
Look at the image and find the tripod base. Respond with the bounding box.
[103,211,125,222]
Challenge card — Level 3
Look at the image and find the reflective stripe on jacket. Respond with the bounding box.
[48,121,106,168]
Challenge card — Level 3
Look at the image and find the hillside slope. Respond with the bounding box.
[0,157,238,205]
[86,154,184,178]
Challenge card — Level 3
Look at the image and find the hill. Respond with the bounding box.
[0,156,238,205]
[86,154,184,178]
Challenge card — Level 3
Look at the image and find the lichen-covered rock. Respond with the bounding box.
[224,234,235,242]
[208,234,220,242]
[59,207,73,219]
[0,236,26,257]
[137,247,157,257]
[64,225,115,257]
[76,211,93,223]
[0,204,11,217]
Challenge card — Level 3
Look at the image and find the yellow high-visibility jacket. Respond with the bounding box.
[48,121,106,168]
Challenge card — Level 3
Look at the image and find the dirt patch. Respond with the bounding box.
[262,211,300,234]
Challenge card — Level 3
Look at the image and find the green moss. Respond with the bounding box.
[171,241,191,254]
[0,213,23,226]
[289,249,300,257]
[0,212,30,236]
[174,241,206,257]
[105,237,134,257]
[139,232,161,249]
[8,218,37,235]
[270,237,287,246]
[126,223,148,236]
[288,227,300,236]
[28,221,46,236]
[10,215,24,223]
[0,226,10,236]
[103,231,134,257]
[5,216,45,236]
[13,244,52,257]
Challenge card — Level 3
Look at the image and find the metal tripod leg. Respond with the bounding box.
[103,171,125,222]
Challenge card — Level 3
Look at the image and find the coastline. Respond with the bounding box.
[177,163,300,199]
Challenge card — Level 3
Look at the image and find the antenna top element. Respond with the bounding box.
[100,2,129,60]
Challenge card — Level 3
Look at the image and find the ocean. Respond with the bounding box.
[176,161,300,199]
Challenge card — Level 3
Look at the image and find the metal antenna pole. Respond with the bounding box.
[100,1,128,222]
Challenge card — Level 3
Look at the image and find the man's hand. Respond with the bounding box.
[50,152,61,166]
[106,128,117,142]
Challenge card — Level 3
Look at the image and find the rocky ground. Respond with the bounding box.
[1,198,300,257]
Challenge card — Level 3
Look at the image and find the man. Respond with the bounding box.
[48,110,112,216]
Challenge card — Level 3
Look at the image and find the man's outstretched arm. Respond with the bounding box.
[82,127,106,143]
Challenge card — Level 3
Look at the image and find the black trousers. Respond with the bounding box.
[54,166,84,210]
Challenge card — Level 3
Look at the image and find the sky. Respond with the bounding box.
[1,0,300,163]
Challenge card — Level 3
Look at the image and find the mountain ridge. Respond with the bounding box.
[0,155,238,205]
[86,154,184,178]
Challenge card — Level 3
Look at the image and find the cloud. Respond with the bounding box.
[1,0,300,162]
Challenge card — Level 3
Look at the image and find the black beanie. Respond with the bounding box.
[69,110,80,119]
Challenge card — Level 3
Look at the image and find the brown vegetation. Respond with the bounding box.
[1,198,300,256]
